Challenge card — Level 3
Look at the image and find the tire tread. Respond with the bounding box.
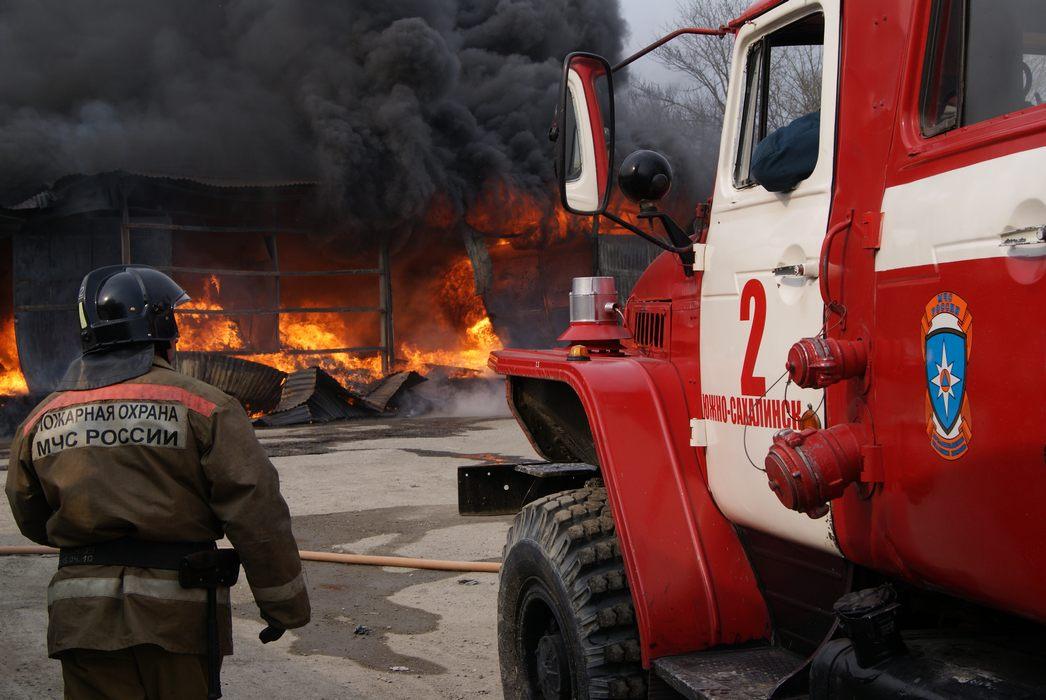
[501,484,646,699]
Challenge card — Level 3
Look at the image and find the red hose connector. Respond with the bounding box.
[765,423,867,518]
[786,337,868,389]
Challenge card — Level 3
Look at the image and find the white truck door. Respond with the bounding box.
[700,1,842,553]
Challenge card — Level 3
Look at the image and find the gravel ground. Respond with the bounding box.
[0,415,538,699]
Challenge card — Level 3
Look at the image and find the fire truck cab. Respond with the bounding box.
[470,1,1046,698]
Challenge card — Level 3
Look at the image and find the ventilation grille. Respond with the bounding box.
[633,310,666,349]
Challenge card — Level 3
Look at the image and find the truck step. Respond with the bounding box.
[652,646,805,700]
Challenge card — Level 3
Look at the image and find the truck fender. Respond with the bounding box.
[496,350,769,664]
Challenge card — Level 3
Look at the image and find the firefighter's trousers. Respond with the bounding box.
[59,645,209,700]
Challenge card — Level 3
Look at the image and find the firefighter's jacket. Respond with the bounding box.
[4,357,310,657]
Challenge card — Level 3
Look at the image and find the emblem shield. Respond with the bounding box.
[921,292,973,460]
[924,328,967,434]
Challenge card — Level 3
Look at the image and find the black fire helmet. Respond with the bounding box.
[77,265,191,354]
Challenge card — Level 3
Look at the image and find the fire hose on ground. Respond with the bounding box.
[0,545,502,573]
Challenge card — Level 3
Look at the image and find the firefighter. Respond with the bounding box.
[5,265,310,699]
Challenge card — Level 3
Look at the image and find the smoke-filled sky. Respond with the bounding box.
[620,0,690,86]
[0,1,625,226]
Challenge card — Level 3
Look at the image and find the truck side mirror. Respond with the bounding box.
[556,53,614,216]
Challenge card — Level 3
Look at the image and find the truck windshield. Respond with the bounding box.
[921,0,1046,136]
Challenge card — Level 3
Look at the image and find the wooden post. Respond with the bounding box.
[378,238,394,374]
[266,235,281,352]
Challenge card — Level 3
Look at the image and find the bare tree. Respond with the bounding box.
[639,0,747,125]
[1027,55,1046,105]
[631,0,823,131]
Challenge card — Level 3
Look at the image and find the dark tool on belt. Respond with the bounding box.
[179,549,240,700]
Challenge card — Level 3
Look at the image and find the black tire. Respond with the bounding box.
[498,484,646,699]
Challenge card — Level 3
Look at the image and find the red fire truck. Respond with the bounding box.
[459,0,1046,697]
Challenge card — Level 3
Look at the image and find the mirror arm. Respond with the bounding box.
[613,27,727,72]
[601,212,692,253]
[638,210,696,276]
[606,210,694,278]
[637,210,691,249]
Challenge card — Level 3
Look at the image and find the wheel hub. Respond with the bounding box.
[535,631,569,699]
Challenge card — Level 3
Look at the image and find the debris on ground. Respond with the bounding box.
[363,371,427,413]
[255,367,374,426]
[389,666,410,673]
[353,624,371,636]
[247,361,506,427]
[178,353,286,415]
[458,578,480,586]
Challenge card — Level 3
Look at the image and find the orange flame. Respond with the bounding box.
[248,315,384,383]
[396,256,503,373]
[465,179,587,248]
[399,316,501,373]
[0,315,28,395]
[249,349,384,383]
[178,275,246,351]
[175,258,501,387]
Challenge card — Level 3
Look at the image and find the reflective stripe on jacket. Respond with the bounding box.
[5,357,310,657]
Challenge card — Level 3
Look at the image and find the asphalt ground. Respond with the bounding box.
[0,415,538,699]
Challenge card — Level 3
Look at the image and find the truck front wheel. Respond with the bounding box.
[498,484,645,699]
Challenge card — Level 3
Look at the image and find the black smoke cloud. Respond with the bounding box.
[0,0,625,226]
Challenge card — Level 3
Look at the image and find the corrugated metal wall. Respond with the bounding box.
[14,216,170,392]
[595,234,660,303]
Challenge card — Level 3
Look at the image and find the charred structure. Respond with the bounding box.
[0,1,678,424]
[2,172,500,393]
[0,170,657,423]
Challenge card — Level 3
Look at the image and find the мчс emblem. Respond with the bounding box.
[921,292,972,460]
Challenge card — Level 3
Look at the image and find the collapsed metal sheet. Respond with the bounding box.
[256,367,373,426]
[363,371,427,413]
[176,352,286,415]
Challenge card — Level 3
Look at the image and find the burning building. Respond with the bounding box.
[0,1,677,423]
[0,169,656,420]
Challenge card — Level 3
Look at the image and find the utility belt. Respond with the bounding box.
[59,537,241,699]
[58,538,217,571]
